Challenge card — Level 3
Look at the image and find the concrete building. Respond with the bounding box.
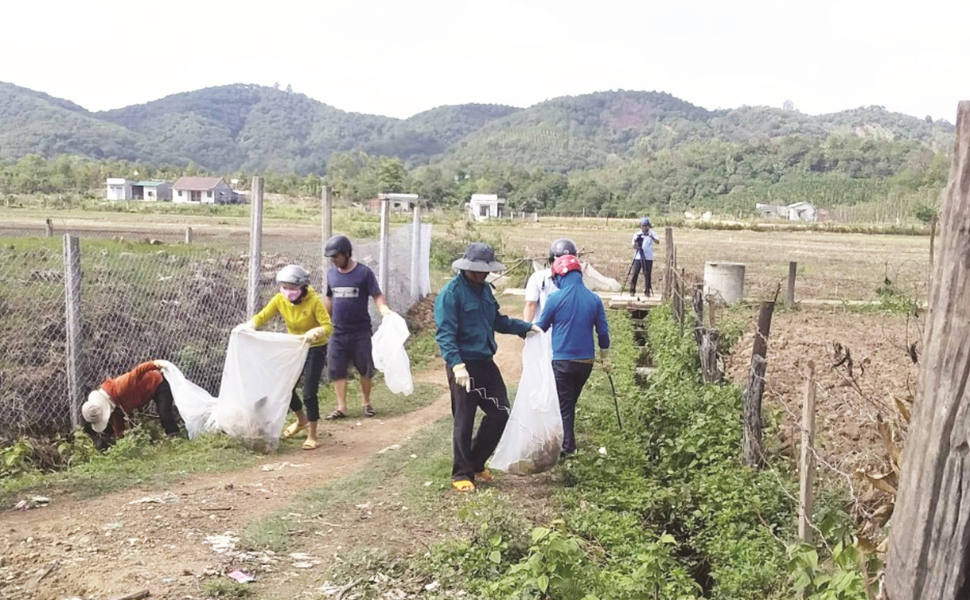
[106,179,172,201]
[367,193,421,212]
[756,202,817,222]
[467,193,506,221]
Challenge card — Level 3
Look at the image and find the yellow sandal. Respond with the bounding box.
[283,420,309,439]
[302,437,320,451]
[452,480,475,493]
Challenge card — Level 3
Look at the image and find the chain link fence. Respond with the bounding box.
[0,207,431,440]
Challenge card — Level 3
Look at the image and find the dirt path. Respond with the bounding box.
[0,334,525,600]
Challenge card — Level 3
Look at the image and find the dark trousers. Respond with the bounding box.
[154,378,182,437]
[448,359,510,482]
[552,360,593,454]
[630,258,654,295]
[290,344,328,422]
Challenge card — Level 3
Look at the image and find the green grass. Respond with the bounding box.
[406,326,440,371]
[200,579,255,598]
[0,429,261,506]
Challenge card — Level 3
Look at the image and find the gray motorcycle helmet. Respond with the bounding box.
[276,264,311,287]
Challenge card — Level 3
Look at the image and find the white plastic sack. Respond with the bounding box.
[490,331,564,475]
[163,330,309,453]
[371,313,414,396]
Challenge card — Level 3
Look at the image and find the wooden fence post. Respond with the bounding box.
[743,297,777,467]
[798,361,816,543]
[45,218,54,237]
[886,101,970,599]
[787,261,797,305]
[663,227,674,301]
[692,283,704,346]
[247,176,263,318]
[678,268,686,337]
[63,234,83,429]
[184,226,193,245]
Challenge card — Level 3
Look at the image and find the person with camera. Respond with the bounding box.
[630,217,661,297]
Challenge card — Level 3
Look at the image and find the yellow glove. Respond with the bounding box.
[303,326,329,344]
[453,363,471,392]
[378,304,393,317]
[599,349,612,373]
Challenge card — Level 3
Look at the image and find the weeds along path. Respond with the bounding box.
[0,333,522,600]
[1,388,450,599]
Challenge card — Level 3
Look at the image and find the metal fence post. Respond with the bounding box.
[410,203,422,303]
[63,234,83,429]
[247,176,264,317]
[378,197,390,301]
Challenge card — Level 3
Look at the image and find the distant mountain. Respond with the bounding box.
[0,81,955,174]
[0,82,140,161]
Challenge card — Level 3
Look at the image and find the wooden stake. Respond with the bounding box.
[787,261,797,306]
[798,361,816,543]
[743,298,777,467]
[663,227,674,301]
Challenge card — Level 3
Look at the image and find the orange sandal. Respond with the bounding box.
[452,480,475,493]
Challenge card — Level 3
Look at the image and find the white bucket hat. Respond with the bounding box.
[82,389,114,433]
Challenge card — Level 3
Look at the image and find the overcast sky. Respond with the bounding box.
[3,0,967,122]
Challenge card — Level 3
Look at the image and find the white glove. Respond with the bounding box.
[378,304,394,317]
[526,324,543,338]
[153,360,174,371]
[599,349,612,373]
[232,320,255,334]
[453,363,471,392]
[302,326,328,345]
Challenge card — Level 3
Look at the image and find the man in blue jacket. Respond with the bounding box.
[434,242,539,493]
[535,254,611,457]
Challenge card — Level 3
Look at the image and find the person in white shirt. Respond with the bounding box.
[630,217,661,296]
[523,238,578,322]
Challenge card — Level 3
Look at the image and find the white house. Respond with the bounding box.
[755,202,817,222]
[107,179,172,201]
[467,193,506,221]
[172,177,238,204]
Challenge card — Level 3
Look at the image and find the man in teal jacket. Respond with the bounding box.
[434,242,539,493]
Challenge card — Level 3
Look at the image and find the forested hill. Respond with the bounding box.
[0,81,954,174]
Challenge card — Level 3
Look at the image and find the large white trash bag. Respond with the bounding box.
[490,331,564,475]
[371,312,414,396]
[164,330,308,453]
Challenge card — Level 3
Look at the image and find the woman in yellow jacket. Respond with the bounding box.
[235,264,333,450]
